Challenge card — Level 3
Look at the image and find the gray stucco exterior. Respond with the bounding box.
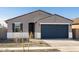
[6,10,72,39]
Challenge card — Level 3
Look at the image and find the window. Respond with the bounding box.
[12,22,23,32]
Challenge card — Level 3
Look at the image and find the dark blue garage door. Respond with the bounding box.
[41,24,68,39]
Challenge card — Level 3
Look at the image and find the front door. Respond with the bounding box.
[28,23,35,38]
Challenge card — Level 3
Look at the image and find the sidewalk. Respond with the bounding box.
[0,46,79,52]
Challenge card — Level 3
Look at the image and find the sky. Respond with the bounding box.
[0,7,79,21]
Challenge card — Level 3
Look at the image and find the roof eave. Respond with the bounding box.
[54,14,73,22]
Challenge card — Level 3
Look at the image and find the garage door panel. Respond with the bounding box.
[41,24,68,39]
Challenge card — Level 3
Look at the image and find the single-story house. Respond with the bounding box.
[72,18,79,39]
[6,10,73,39]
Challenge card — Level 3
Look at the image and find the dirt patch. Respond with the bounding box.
[0,39,50,47]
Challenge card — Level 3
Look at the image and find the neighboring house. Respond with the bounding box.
[6,10,72,39]
[0,21,7,40]
[72,18,79,39]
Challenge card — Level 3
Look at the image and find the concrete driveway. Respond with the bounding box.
[43,39,79,52]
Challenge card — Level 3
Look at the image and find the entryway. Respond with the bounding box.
[28,22,35,38]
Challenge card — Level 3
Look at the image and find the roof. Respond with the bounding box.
[72,18,79,25]
[5,10,72,23]
[54,14,72,22]
[6,10,52,22]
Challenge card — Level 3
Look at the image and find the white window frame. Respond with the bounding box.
[14,22,22,32]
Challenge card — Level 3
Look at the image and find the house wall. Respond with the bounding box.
[35,15,72,39]
[7,11,51,39]
[72,25,79,39]
[72,25,79,29]
[7,11,72,39]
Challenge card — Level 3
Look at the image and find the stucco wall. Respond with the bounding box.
[7,10,51,38]
[7,11,51,32]
[72,25,79,39]
[36,15,72,32]
[35,15,72,38]
[72,25,79,29]
[6,10,72,39]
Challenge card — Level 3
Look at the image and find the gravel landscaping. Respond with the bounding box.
[0,39,50,47]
